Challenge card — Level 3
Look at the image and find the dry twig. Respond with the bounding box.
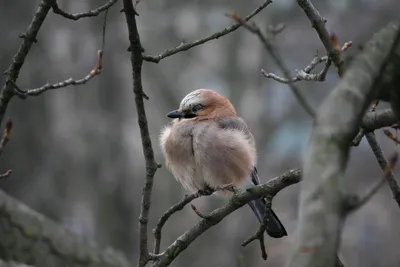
[296,0,346,75]
[142,0,273,63]
[51,0,118,20]
[345,153,399,212]
[241,197,272,260]
[226,12,316,118]
[262,42,352,84]
[13,9,110,98]
[366,132,400,207]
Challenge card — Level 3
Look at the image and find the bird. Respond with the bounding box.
[159,89,287,238]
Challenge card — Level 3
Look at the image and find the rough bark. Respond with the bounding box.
[0,189,131,267]
[287,19,400,267]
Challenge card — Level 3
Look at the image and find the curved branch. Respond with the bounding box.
[152,169,301,267]
[0,0,53,126]
[51,0,118,20]
[142,0,272,63]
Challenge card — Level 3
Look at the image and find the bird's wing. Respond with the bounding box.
[216,116,259,185]
[216,116,255,146]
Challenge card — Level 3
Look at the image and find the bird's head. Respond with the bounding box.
[166,89,236,120]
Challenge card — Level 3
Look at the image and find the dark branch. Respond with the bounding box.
[153,193,203,254]
[152,169,301,267]
[227,12,316,118]
[241,197,272,260]
[51,0,118,20]
[12,9,110,98]
[123,1,159,267]
[296,0,345,75]
[0,0,53,126]
[365,132,400,207]
[0,119,12,158]
[142,0,273,63]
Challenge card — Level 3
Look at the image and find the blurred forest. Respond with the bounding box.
[1,0,400,266]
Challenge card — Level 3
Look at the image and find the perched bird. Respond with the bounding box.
[159,89,287,238]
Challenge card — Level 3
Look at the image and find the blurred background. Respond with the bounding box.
[1,0,400,266]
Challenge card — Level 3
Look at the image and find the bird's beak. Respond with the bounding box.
[167,109,196,119]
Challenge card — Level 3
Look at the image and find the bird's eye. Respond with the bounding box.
[192,104,203,113]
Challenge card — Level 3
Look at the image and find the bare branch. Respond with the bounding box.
[142,0,273,63]
[123,1,160,267]
[51,0,118,20]
[0,170,12,179]
[344,153,398,212]
[152,169,301,267]
[0,119,12,158]
[227,12,316,118]
[13,51,103,97]
[296,0,346,75]
[241,197,272,260]
[0,0,53,126]
[153,192,204,254]
[262,42,351,84]
[12,9,110,98]
[366,132,400,207]
[288,20,400,267]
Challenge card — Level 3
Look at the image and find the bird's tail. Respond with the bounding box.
[248,198,287,238]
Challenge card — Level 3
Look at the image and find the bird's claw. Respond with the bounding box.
[198,186,214,196]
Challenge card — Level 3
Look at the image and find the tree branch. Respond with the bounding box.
[12,9,110,98]
[51,0,118,20]
[288,19,400,267]
[123,2,159,267]
[362,109,397,131]
[152,169,301,267]
[241,197,272,260]
[227,12,316,118]
[142,0,273,63]
[365,132,400,208]
[0,0,53,126]
[296,0,345,75]
[262,42,351,84]
[153,193,204,255]
[0,189,132,267]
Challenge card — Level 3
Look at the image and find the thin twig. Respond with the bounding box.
[296,0,346,75]
[345,153,398,212]
[241,197,272,260]
[123,1,160,267]
[263,42,351,84]
[153,193,203,254]
[1,0,53,126]
[152,185,235,255]
[227,12,316,118]
[142,0,273,63]
[51,0,118,20]
[366,132,400,207]
[12,10,110,98]
[0,169,12,179]
[0,119,12,158]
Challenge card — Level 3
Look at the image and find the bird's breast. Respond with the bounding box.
[160,122,204,192]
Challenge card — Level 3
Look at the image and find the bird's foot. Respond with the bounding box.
[197,186,214,196]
